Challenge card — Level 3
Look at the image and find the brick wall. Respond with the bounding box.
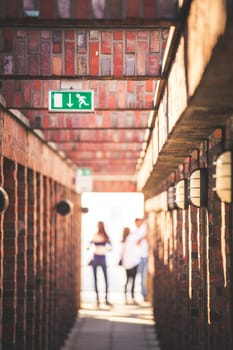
[2,159,18,349]
[16,165,27,349]
[0,105,75,187]
[1,80,156,111]
[0,107,81,350]
[0,28,167,78]
[0,0,177,20]
[145,126,233,350]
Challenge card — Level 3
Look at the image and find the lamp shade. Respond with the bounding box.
[175,179,188,209]
[167,185,177,210]
[0,186,9,214]
[189,168,208,207]
[214,151,232,203]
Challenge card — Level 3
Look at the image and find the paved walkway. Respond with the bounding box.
[61,293,161,350]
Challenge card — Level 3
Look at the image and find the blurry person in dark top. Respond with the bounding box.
[88,221,112,307]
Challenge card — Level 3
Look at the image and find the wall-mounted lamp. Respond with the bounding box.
[175,179,188,209]
[188,168,208,207]
[213,150,232,203]
[167,185,177,210]
[55,199,73,216]
[80,207,89,214]
[0,186,9,214]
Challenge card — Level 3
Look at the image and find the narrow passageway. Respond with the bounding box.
[61,263,160,350]
[61,295,160,350]
[61,192,159,349]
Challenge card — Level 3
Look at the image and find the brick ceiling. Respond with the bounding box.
[0,0,178,191]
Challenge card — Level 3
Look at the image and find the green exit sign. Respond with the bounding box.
[77,168,93,176]
[49,90,94,112]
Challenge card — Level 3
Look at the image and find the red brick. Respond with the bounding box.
[109,0,123,18]
[145,94,152,109]
[74,1,89,18]
[23,81,32,106]
[40,1,53,18]
[89,42,99,75]
[114,42,123,76]
[57,0,70,18]
[65,30,75,40]
[28,55,39,75]
[5,0,20,17]
[51,79,60,90]
[90,80,98,91]
[14,80,21,91]
[52,31,62,54]
[126,32,136,53]
[33,91,41,108]
[66,116,73,129]
[150,31,161,52]
[160,0,176,17]
[16,30,26,39]
[109,92,116,108]
[138,31,148,40]
[149,55,160,75]
[65,42,75,75]
[33,80,41,91]
[117,81,126,109]
[136,41,148,75]
[3,29,13,51]
[28,32,40,54]
[13,92,22,108]
[101,32,112,54]
[114,31,123,40]
[77,56,87,75]
[126,0,140,18]
[40,113,49,128]
[125,56,135,75]
[136,84,144,108]
[127,81,134,93]
[42,81,51,108]
[53,42,62,54]
[15,41,26,75]
[77,32,87,54]
[99,83,107,109]
[146,80,153,92]
[53,56,63,75]
[41,41,51,75]
[143,0,158,18]
[101,57,111,75]
[41,31,50,41]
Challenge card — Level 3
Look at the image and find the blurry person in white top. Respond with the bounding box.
[120,227,141,305]
[135,217,148,301]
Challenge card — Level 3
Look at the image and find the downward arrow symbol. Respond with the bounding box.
[67,93,73,108]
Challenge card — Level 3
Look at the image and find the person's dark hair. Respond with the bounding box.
[135,217,143,222]
[122,227,130,242]
[98,221,110,241]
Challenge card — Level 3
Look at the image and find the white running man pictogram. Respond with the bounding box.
[76,94,89,108]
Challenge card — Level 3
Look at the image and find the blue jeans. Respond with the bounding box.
[139,257,148,298]
[92,255,108,301]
